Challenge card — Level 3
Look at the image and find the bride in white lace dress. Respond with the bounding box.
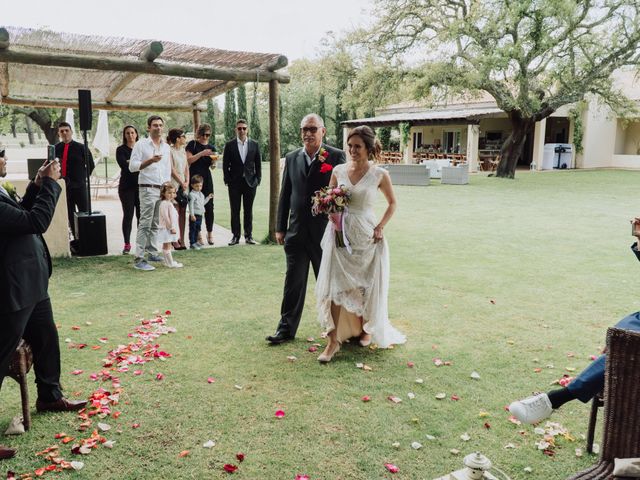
[315,126,406,363]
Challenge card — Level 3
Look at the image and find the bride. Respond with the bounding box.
[315,125,406,363]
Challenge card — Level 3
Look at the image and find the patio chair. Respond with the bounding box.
[586,391,604,454]
[7,339,33,431]
[567,327,640,479]
[90,171,120,199]
[489,155,500,172]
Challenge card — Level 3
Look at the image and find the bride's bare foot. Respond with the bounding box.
[318,339,341,363]
[359,333,372,347]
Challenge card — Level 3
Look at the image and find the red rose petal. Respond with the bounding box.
[275,410,285,418]
[295,475,310,480]
[223,464,238,473]
[235,452,245,462]
[361,395,371,402]
[165,310,172,315]
[156,373,164,380]
[71,369,84,375]
[178,450,189,458]
[407,361,415,368]
[384,463,399,473]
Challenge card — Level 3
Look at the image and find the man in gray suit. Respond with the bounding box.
[267,114,346,344]
[223,119,261,245]
[0,153,87,461]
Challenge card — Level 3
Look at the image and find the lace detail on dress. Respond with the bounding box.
[315,162,406,348]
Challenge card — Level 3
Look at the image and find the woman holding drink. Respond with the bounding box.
[186,123,218,245]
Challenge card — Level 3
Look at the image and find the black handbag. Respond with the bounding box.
[176,186,189,208]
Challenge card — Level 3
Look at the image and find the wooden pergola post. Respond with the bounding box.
[268,79,280,242]
[192,109,201,136]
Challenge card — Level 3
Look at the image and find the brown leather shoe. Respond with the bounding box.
[36,397,88,413]
[0,445,16,460]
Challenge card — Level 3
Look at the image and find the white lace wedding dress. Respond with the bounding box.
[315,163,406,348]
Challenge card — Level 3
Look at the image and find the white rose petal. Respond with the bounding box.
[411,442,423,450]
[202,440,216,448]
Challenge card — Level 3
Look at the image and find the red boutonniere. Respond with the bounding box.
[319,162,333,173]
[317,147,330,162]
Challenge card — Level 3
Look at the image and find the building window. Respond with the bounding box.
[413,131,423,151]
[443,130,461,153]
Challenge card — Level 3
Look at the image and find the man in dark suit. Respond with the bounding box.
[54,121,95,250]
[223,119,261,245]
[0,153,87,461]
[267,114,346,344]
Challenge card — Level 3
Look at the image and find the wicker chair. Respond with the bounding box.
[7,339,33,431]
[568,328,640,479]
[586,391,604,454]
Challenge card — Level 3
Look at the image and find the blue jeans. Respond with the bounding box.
[567,311,640,402]
[189,215,202,246]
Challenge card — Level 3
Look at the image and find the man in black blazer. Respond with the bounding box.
[267,114,346,344]
[223,119,261,245]
[0,153,87,461]
[54,122,95,250]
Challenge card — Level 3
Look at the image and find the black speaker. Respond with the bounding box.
[78,89,92,131]
[74,211,108,256]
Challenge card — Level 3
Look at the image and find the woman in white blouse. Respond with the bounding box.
[167,128,189,250]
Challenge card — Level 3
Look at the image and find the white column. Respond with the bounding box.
[466,124,479,172]
[342,126,350,152]
[531,118,547,171]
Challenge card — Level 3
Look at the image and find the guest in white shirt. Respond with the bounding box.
[222,119,261,245]
[129,115,171,271]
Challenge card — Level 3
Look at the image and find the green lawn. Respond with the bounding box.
[2,169,639,479]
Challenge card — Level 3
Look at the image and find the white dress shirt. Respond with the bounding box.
[303,147,321,167]
[237,138,248,163]
[129,137,171,186]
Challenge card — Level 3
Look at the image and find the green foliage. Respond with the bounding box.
[399,122,411,152]
[236,84,248,122]
[377,126,391,150]
[318,93,326,123]
[224,89,237,142]
[367,0,640,177]
[206,99,217,139]
[250,83,263,155]
[569,102,586,154]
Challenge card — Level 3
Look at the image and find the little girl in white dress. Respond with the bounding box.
[157,182,183,268]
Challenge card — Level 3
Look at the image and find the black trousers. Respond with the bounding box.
[277,239,322,337]
[66,187,88,239]
[228,182,256,238]
[0,298,63,402]
[118,187,140,245]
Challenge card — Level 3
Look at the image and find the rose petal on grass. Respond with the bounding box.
[132,423,140,429]
[295,475,310,480]
[203,440,216,448]
[411,441,422,450]
[451,394,460,401]
[156,373,164,380]
[450,449,460,455]
[133,370,143,376]
[363,365,373,371]
[287,356,297,362]
[425,434,436,440]
[70,461,84,470]
[103,440,116,448]
[384,463,399,473]
[234,385,243,390]
[391,441,400,448]
[97,423,111,432]
[504,443,516,449]
[223,464,238,473]
[435,392,446,400]
[415,378,424,384]
[460,433,471,442]
[236,452,245,462]
[484,422,491,429]
[207,377,216,383]
[275,410,285,418]
[361,396,371,402]
[524,467,533,473]
[71,326,81,331]
[308,346,318,353]
[508,416,522,425]
[407,392,416,400]
[165,310,171,315]
[407,361,414,368]
[387,396,402,404]
[71,369,84,375]
[470,371,481,380]
[178,450,190,458]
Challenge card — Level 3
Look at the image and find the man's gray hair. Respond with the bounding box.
[300,113,325,128]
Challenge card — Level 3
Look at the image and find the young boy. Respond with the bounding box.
[188,175,213,250]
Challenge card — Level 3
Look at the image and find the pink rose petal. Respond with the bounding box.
[295,475,310,480]
[384,463,399,473]
[207,377,216,383]
[361,395,371,402]
[71,369,84,375]
[275,410,285,418]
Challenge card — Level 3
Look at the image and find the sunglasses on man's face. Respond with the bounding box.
[301,126,319,134]
[202,133,211,137]
[237,126,247,131]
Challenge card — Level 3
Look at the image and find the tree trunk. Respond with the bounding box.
[25,116,35,145]
[496,114,532,179]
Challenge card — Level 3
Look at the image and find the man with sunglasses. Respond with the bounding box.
[223,119,261,245]
[267,114,346,344]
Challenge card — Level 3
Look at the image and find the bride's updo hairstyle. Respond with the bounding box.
[347,125,382,162]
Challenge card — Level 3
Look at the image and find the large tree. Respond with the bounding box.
[11,107,64,144]
[366,0,640,178]
[224,89,237,142]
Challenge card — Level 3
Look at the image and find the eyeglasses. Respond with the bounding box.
[301,126,319,134]
[202,133,211,137]
[237,127,247,131]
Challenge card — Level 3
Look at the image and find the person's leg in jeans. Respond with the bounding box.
[135,187,158,260]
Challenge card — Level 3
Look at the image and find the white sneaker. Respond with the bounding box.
[509,393,553,424]
[169,261,183,268]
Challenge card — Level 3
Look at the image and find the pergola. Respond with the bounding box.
[0,26,289,237]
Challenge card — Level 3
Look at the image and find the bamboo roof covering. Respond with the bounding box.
[0,26,289,112]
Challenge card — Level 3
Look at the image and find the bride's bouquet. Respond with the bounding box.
[311,185,351,248]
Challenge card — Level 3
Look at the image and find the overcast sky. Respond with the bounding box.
[4,0,374,61]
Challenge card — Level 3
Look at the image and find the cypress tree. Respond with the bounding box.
[224,89,236,142]
[249,83,262,150]
[237,84,248,121]
[206,99,217,140]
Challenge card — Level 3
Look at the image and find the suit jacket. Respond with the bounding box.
[55,140,95,190]
[276,143,346,245]
[223,138,261,188]
[0,178,61,313]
